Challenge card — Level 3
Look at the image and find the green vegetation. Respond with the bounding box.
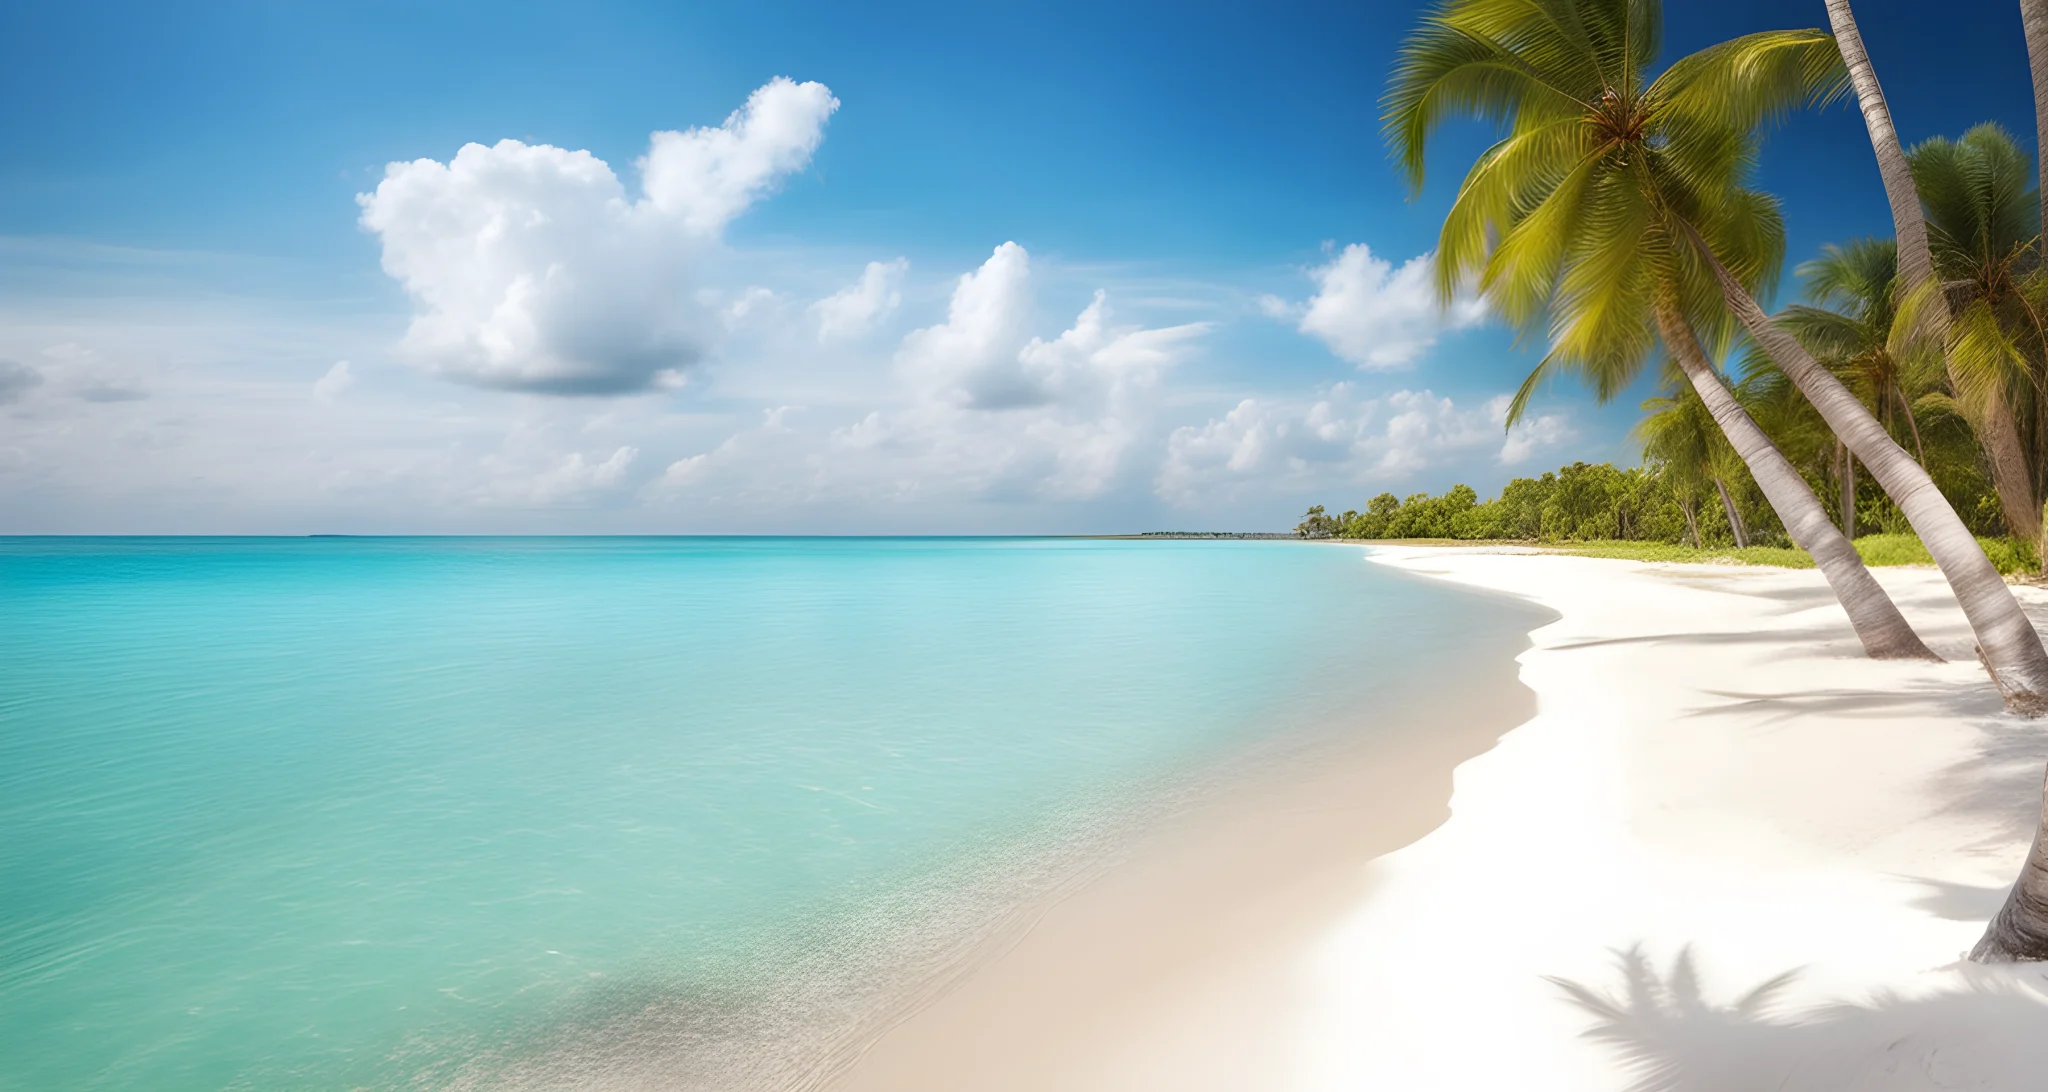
[1296,461,1771,547]
[1553,535,2035,575]
[1295,461,2041,576]
[1549,541,1817,568]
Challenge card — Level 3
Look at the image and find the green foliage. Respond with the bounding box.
[1555,540,1817,567]
[1384,0,1844,422]
[1293,505,1343,540]
[1850,532,2039,575]
[1299,460,1766,546]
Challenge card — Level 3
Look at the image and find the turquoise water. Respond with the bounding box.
[0,537,1533,1089]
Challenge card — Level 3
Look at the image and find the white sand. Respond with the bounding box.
[827,547,2048,1091]
[1308,547,2048,1090]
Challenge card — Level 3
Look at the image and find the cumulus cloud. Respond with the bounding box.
[649,406,802,500]
[812,259,907,341]
[1265,243,1484,369]
[532,446,639,503]
[0,360,42,404]
[358,77,838,395]
[1158,385,1559,505]
[841,243,1206,499]
[638,78,841,232]
[653,243,1210,506]
[313,361,355,401]
[1489,394,1574,465]
[722,286,781,327]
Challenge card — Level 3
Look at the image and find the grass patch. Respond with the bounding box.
[1851,532,2039,574]
[1550,533,2038,575]
[1551,540,1815,567]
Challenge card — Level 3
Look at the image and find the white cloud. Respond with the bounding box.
[653,243,1210,506]
[1270,243,1485,369]
[638,78,841,233]
[357,77,838,395]
[1489,394,1574,465]
[0,230,1573,533]
[531,446,639,503]
[1158,386,1551,505]
[895,242,1034,406]
[649,406,801,500]
[30,341,148,402]
[722,286,780,327]
[812,258,907,342]
[846,243,1206,500]
[313,361,355,401]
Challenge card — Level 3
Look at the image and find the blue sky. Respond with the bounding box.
[0,0,2038,533]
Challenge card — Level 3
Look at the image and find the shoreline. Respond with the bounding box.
[820,558,1546,1091]
[828,545,2048,1090]
[436,547,1546,1092]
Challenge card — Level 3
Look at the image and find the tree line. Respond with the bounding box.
[1296,461,1772,544]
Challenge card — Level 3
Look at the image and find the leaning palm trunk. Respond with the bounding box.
[1696,240,2048,707]
[1829,0,2042,543]
[1842,448,1858,539]
[1983,398,2042,541]
[1976,807,2048,961]
[1714,478,1750,548]
[1826,1,1938,295]
[2026,0,2048,266]
[1657,303,1934,660]
[1975,0,2048,963]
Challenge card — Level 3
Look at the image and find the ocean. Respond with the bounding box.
[0,537,1539,1089]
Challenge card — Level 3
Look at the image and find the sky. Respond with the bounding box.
[0,0,2038,534]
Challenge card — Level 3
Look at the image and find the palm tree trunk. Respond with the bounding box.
[2025,0,2048,266]
[1987,396,2044,542]
[1829,0,2044,546]
[1825,0,1940,300]
[1656,301,1935,661]
[1714,478,1750,548]
[1843,440,1859,536]
[1986,0,2048,939]
[1683,498,1702,549]
[1975,800,2048,961]
[1692,236,2048,708]
[1844,450,1859,540]
[1895,388,1927,466]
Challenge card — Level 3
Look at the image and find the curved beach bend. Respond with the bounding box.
[829,546,2048,1092]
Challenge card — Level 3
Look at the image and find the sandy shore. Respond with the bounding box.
[825,546,2048,1091]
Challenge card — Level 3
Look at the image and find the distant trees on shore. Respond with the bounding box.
[1295,461,1770,545]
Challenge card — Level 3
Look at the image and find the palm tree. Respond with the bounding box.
[2024,0,2048,265]
[1748,238,1947,537]
[1651,39,2048,710]
[1911,126,2047,547]
[1384,0,1936,662]
[1782,240,1931,465]
[1911,125,2048,962]
[1636,380,1752,547]
[1828,0,2042,548]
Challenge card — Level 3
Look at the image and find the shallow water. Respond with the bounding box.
[0,537,1536,1089]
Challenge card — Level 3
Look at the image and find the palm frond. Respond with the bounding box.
[1382,15,1593,192]
[1649,29,1848,143]
[1436,117,1600,301]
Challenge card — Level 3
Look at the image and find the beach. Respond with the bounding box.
[826,546,2048,1091]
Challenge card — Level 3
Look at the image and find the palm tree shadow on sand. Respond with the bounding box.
[1550,946,2048,1091]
